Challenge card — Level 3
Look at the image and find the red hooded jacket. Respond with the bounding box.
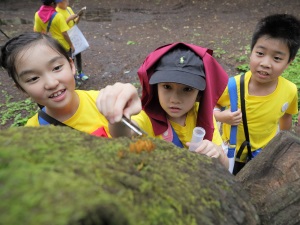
[137,42,229,141]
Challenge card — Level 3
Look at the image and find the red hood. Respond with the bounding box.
[137,42,228,141]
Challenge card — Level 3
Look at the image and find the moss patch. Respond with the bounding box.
[0,126,258,225]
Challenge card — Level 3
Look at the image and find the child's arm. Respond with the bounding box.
[214,105,242,126]
[61,31,74,53]
[96,82,142,137]
[279,113,293,130]
[186,140,229,169]
[66,14,78,24]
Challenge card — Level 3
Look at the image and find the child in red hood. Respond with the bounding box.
[102,43,229,169]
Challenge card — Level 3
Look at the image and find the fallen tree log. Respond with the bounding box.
[0,126,259,225]
[236,131,300,225]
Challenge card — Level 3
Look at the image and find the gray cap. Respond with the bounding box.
[149,47,206,90]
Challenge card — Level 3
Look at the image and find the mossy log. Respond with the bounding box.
[236,131,300,225]
[0,126,259,225]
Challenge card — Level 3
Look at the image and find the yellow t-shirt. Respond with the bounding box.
[34,11,70,50]
[132,103,223,148]
[56,6,76,28]
[217,71,298,162]
[26,90,111,137]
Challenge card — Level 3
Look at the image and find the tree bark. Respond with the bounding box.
[236,131,300,225]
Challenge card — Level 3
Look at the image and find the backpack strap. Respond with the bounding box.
[47,12,57,33]
[66,8,71,15]
[170,126,184,148]
[38,108,72,128]
[227,77,238,173]
[162,120,184,148]
[235,74,252,161]
[228,77,238,147]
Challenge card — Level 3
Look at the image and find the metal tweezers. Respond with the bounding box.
[121,116,147,136]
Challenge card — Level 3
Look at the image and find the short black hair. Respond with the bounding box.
[251,14,300,62]
[41,0,55,6]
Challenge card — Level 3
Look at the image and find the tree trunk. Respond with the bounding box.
[236,131,300,225]
[0,126,259,225]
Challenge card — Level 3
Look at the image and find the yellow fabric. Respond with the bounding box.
[26,90,111,137]
[56,6,75,28]
[218,71,298,162]
[132,103,223,147]
[34,11,70,50]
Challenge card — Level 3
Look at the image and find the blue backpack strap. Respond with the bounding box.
[38,107,50,126]
[47,12,57,33]
[228,77,238,149]
[171,126,184,148]
[227,77,238,173]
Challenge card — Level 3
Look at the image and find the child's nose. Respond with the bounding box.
[170,91,181,103]
[44,75,59,89]
[260,56,271,68]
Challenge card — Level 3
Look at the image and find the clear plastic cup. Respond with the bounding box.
[189,127,206,152]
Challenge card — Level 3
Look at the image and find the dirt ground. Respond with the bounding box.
[0,0,299,129]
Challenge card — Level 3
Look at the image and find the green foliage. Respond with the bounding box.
[236,63,249,72]
[235,45,251,70]
[282,51,300,123]
[127,40,136,45]
[0,91,38,127]
[282,51,300,87]
[213,47,226,58]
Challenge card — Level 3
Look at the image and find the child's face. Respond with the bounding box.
[57,0,68,9]
[249,35,291,85]
[15,43,76,111]
[157,82,199,125]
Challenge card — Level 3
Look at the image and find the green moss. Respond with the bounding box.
[0,126,258,225]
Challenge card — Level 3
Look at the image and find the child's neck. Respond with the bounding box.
[248,77,278,96]
[45,92,79,122]
[167,114,187,126]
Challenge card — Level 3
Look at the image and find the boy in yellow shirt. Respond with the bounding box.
[214,14,300,174]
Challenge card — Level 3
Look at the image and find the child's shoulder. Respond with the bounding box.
[278,76,298,91]
[76,90,100,99]
[25,113,39,127]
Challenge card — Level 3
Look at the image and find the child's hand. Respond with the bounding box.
[214,108,242,125]
[187,140,221,158]
[186,140,229,169]
[97,82,142,124]
[69,14,78,21]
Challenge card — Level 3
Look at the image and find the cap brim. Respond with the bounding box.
[149,70,206,91]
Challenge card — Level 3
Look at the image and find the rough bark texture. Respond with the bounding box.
[0,126,259,225]
[236,131,300,225]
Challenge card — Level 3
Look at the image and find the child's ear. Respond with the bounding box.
[69,58,76,75]
[284,58,293,71]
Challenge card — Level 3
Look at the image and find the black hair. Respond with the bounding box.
[0,32,69,91]
[41,0,56,6]
[251,14,300,62]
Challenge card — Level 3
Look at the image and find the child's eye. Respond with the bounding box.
[53,65,63,72]
[256,51,264,56]
[26,76,39,83]
[274,56,282,61]
[183,87,193,92]
[163,84,172,89]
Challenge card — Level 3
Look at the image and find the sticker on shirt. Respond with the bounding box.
[281,102,289,112]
